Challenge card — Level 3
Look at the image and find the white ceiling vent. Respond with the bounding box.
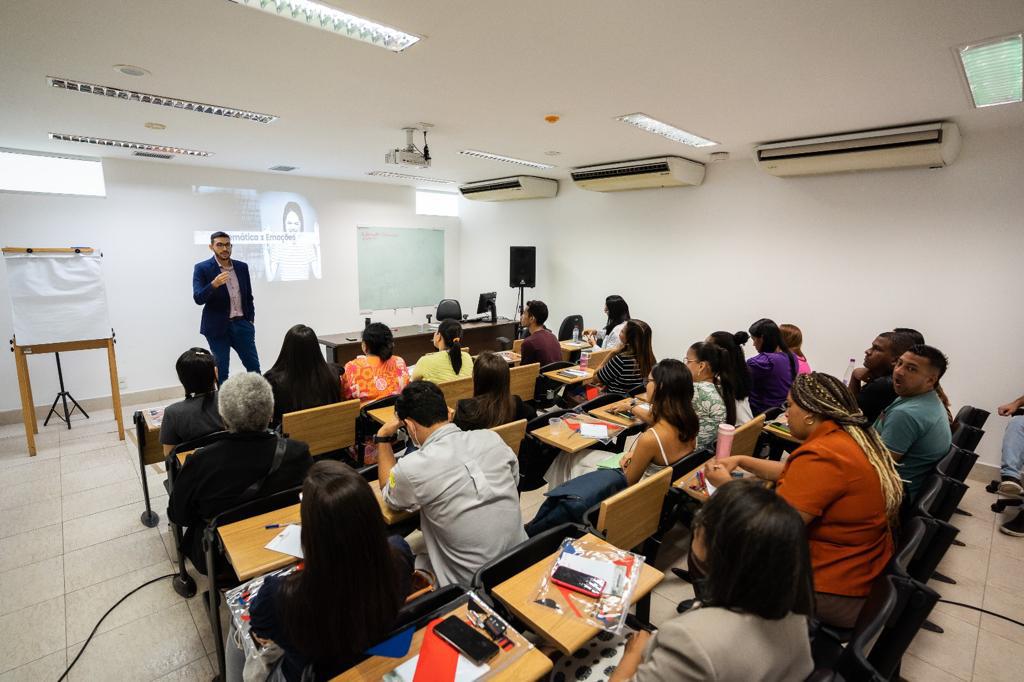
[570,156,705,192]
[458,176,558,201]
[754,122,961,177]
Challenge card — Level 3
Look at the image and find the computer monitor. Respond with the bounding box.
[476,291,497,315]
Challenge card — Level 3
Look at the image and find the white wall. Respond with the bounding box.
[0,159,458,411]
[458,127,1024,468]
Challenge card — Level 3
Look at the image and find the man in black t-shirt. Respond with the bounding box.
[848,331,914,423]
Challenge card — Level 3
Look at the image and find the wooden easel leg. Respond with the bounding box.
[13,346,37,456]
[107,339,125,441]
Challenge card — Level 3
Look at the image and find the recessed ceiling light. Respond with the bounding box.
[957,33,1023,108]
[113,64,150,77]
[459,149,555,169]
[46,77,278,124]
[225,0,421,52]
[269,165,298,172]
[49,133,212,157]
[144,122,166,130]
[615,112,719,148]
[366,171,455,184]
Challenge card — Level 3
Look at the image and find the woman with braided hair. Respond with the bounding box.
[704,372,902,628]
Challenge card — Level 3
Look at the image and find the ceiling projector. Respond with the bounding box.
[386,127,431,169]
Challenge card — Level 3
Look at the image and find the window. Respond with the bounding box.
[415,189,458,217]
[0,149,106,197]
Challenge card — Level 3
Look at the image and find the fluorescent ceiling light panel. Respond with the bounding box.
[226,0,420,52]
[47,77,277,124]
[957,33,1023,108]
[49,133,212,157]
[0,149,106,197]
[458,150,554,169]
[615,113,718,147]
[366,170,455,184]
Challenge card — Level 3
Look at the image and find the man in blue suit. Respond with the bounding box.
[192,231,260,383]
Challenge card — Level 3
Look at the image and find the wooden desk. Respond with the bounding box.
[319,319,516,367]
[764,418,801,444]
[530,423,597,454]
[674,464,711,503]
[559,340,592,362]
[332,602,552,682]
[589,397,647,428]
[542,367,595,386]
[368,405,396,425]
[218,481,414,581]
[497,350,521,365]
[491,533,663,655]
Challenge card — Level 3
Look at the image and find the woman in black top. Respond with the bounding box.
[454,351,536,430]
[160,347,224,456]
[264,324,342,428]
[594,320,656,395]
[229,460,413,682]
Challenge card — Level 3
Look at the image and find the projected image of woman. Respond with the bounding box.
[265,200,322,281]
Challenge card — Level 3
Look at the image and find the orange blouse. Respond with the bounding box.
[342,355,409,402]
[776,420,893,598]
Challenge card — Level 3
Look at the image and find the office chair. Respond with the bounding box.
[556,314,584,341]
[951,423,984,452]
[435,298,462,321]
[952,405,990,430]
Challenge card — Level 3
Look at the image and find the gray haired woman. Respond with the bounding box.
[168,372,313,574]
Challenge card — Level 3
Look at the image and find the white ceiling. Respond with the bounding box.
[1,0,1022,188]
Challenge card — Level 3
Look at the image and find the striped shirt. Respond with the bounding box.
[596,352,644,395]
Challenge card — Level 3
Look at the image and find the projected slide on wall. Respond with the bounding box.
[192,187,322,282]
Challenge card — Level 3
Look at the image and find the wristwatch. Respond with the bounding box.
[373,433,398,444]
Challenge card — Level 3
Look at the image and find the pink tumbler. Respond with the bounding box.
[715,423,736,460]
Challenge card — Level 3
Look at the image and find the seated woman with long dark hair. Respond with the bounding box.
[584,294,631,350]
[605,479,814,681]
[453,351,535,430]
[708,331,754,424]
[264,324,342,428]
[412,318,473,383]
[227,460,413,682]
[685,341,736,449]
[342,323,409,402]
[704,372,903,629]
[745,318,799,415]
[544,359,698,487]
[592,319,656,396]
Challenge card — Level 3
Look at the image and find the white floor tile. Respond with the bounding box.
[0,596,66,674]
[0,555,64,616]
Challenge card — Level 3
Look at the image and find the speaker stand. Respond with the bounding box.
[43,352,89,429]
[513,283,526,336]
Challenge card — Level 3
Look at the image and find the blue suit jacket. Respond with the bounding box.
[192,257,255,337]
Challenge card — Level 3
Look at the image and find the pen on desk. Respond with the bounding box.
[265,524,283,529]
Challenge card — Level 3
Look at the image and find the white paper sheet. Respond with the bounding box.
[579,423,609,439]
[385,652,489,682]
[264,524,303,559]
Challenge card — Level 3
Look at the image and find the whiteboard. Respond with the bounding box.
[357,227,444,310]
[3,251,112,345]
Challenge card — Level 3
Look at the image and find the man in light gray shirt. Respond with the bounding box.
[376,381,527,586]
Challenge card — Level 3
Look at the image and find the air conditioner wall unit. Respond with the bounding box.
[754,122,960,177]
[570,156,705,192]
[458,175,558,201]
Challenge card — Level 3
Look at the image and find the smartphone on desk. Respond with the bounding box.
[433,615,500,665]
[552,565,606,598]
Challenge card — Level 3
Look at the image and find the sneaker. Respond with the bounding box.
[1000,511,1024,537]
[997,477,1024,497]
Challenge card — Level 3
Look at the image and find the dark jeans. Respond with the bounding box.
[205,319,260,384]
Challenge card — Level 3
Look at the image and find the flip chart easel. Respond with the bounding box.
[3,247,125,455]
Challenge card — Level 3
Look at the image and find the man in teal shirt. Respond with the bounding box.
[873,344,952,502]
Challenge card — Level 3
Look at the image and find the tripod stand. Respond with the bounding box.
[513,282,526,337]
[44,352,89,428]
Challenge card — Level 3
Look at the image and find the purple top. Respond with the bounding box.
[747,351,799,415]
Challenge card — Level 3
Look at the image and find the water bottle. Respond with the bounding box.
[715,423,736,460]
[572,326,580,343]
[842,358,857,383]
[579,351,590,370]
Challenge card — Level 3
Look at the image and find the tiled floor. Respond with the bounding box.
[0,407,1022,680]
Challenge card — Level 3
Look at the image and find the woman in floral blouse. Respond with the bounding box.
[342,323,409,402]
[684,341,737,449]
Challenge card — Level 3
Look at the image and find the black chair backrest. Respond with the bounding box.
[166,430,230,477]
[937,445,979,483]
[932,477,968,523]
[576,392,628,413]
[473,522,585,592]
[557,315,584,341]
[539,360,573,374]
[864,576,940,680]
[890,516,926,579]
[912,473,944,520]
[953,405,990,430]
[669,447,715,482]
[628,384,647,397]
[394,584,466,630]
[208,485,303,534]
[526,408,573,433]
[951,423,984,452]
[831,574,899,682]
[436,299,462,321]
[357,463,378,482]
[907,515,959,583]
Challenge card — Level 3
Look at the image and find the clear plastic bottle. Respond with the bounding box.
[842,358,857,383]
[572,326,580,343]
